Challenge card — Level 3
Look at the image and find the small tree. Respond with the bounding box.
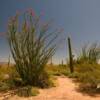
[7,10,61,87]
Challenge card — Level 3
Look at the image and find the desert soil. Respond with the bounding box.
[1,76,100,100]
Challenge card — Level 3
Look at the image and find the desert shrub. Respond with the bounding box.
[77,43,100,64]
[46,65,69,76]
[0,64,17,80]
[0,74,4,82]
[32,70,54,88]
[68,72,79,78]
[0,82,10,92]
[17,86,39,97]
[11,78,24,86]
[76,64,100,89]
[7,9,62,88]
[0,77,21,92]
[74,43,100,91]
[0,65,22,91]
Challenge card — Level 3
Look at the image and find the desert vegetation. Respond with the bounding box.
[0,9,100,100]
[64,42,100,94]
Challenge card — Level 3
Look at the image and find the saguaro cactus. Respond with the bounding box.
[68,37,74,73]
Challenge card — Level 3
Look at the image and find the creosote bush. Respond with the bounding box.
[7,10,61,88]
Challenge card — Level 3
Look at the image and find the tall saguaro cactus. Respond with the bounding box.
[68,37,74,73]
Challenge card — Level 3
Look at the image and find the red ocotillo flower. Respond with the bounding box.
[27,8,35,16]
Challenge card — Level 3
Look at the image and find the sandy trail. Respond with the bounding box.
[1,76,100,100]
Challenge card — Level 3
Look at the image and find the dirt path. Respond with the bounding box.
[1,76,100,100]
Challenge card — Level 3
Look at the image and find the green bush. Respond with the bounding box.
[0,65,17,81]
[76,64,100,89]
[33,71,54,88]
[17,86,39,97]
[77,43,100,64]
[46,65,69,76]
[0,82,10,92]
[0,65,26,92]
[68,72,79,78]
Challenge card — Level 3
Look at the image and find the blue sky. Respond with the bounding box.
[0,0,100,64]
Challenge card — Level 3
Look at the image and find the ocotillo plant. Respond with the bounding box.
[68,37,74,73]
[7,9,62,87]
